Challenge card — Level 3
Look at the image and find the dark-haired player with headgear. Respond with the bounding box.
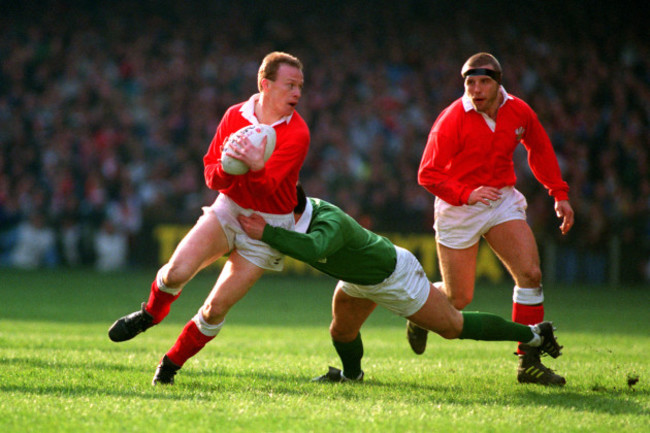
[417,52,573,385]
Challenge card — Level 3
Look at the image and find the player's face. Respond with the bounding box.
[265,64,304,117]
[464,71,500,116]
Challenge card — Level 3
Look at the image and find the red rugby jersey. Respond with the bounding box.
[203,100,310,214]
[418,93,569,206]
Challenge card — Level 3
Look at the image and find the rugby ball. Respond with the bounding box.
[221,124,276,175]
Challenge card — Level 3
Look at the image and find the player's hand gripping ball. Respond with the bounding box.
[221,124,276,175]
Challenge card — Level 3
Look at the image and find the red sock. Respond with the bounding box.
[145,280,181,324]
[512,303,544,354]
[166,320,215,367]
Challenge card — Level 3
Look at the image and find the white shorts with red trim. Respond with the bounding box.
[433,186,527,249]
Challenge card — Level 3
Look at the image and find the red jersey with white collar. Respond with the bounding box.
[203,96,310,214]
[418,90,569,206]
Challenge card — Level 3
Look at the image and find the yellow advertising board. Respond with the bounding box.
[153,225,504,282]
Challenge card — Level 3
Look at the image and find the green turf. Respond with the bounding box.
[0,269,648,432]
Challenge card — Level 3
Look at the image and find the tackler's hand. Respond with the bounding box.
[237,213,268,240]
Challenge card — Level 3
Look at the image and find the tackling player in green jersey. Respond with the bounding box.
[238,184,564,384]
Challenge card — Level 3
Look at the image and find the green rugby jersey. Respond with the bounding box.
[261,198,397,285]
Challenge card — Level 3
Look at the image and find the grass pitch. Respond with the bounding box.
[1,268,648,432]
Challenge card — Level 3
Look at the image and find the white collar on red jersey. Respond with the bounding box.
[294,197,314,234]
[461,85,512,112]
[240,93,294,126]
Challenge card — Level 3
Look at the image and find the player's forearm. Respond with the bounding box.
[262,226,328,263]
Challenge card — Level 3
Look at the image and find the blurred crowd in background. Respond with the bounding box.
[1,1,648,283]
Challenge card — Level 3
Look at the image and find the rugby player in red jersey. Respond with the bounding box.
[417,52,574,386]
[108,52,310,385]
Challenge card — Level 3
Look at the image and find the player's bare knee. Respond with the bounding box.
[436,311,464,339]
[437,327,458,340]
[201,301,228,324]
[164,262,192,287]
[450,294,472,310]
[520,266,542,287]
[329,323,356,342]
[329,323,343,340]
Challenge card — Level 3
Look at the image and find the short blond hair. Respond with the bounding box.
[258,52,303,92]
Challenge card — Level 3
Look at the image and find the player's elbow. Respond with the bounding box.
[416,172,429,188]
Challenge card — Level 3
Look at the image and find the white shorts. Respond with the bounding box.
[434,186,527,249]
[338,246,430,317]
[205,194,295,271]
